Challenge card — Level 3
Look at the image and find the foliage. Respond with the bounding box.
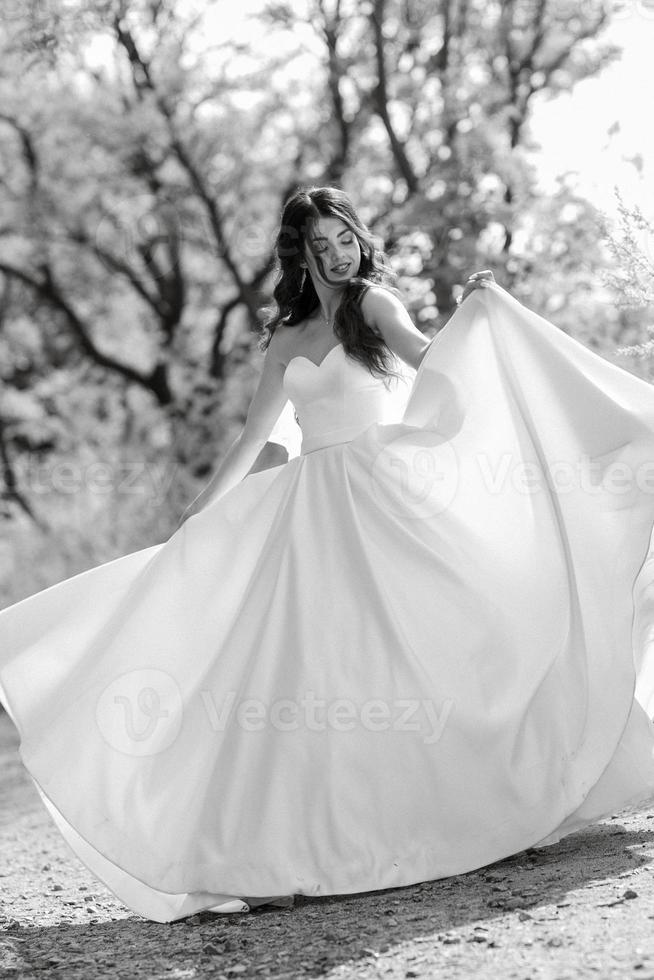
[602,191,654,310]
[596,190,654,374]
[0,0,638,595]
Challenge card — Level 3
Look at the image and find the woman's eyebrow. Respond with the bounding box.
[310,228,352,242]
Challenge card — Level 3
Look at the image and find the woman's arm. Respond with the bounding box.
[361,272,496,369]
[176,334,289,528]
[360,287,434,370]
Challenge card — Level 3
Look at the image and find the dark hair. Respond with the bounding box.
[259,185,402,381]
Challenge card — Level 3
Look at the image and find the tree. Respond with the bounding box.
[600,190,654,379]
[259,0,620,328]
[0,0,296,540]
[0,0,632,585]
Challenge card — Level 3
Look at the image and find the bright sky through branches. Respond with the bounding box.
[203,0,654,220]
[86,0,653,222]
[529,6,654,219]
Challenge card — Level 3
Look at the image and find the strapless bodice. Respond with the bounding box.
[282,343,414,454]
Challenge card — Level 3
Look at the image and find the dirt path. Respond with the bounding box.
[2,711,654,979]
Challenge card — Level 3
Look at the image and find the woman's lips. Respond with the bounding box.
[331,262,350,274]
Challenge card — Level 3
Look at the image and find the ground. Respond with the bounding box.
[2,712,654,980]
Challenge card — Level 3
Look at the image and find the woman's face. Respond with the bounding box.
[302,215,362,288]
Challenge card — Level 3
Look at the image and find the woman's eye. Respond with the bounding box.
[311,236,354,254]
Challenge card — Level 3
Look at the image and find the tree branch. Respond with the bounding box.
[112,16,261,320]
[67,226,162,313]
[209,295,242,379]
[0,417,48,530]
[0,114,39,196]
[318,0,350,185]
[0,261,172,404]
[370,0,420,196]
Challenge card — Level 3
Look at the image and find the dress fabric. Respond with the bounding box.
[2,281,654,923]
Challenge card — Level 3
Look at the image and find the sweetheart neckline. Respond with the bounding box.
[283,342,345,379]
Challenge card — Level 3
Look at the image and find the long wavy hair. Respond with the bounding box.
[259,186,402,382]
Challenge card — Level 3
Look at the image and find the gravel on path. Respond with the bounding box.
[2,712,654,980]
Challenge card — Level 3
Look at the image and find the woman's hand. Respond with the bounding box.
[458,270,495,305]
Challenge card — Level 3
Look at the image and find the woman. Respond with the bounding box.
[1,185,654,924]
[178,186,490,524]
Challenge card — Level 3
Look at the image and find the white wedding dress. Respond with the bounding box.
[2,282,654,923]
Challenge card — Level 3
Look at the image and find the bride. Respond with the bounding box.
[177,186,491,526]
[1,184,654,924]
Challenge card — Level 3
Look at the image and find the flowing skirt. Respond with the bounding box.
[1,282,654,922]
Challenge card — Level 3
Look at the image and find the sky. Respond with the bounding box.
[88,0,653,225]
[208,0,654,222]
[526,6,654,220]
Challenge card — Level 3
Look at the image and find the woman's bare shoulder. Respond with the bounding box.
[271,320,313,364]
[360,284,406,336]
[360,283,404,313]
[263,324,293,368]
